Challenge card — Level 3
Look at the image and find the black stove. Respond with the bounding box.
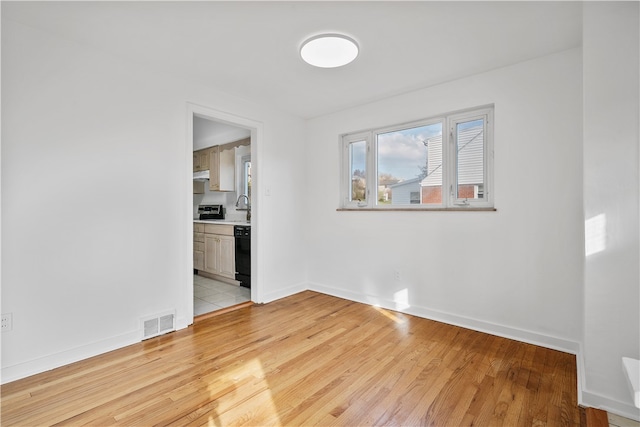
[198,204,225,220]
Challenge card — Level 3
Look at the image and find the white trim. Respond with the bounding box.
[185,103,263,319]
[576,345,586,409]
[7,276,637,423]
[259,281,308,305]
[340,132,370,208]
[307,281,580,354]
[339,105,494,210]
[581,389,640,422]
[448,107,494,209]
[303,281,640,421]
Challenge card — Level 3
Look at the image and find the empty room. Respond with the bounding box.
[2,1,639,425]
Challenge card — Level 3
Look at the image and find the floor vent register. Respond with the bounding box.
[141,311,176,340]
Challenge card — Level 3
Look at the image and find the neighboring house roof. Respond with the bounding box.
[390,177,422,205]
[378,179,400,186]
[389,177,422,189]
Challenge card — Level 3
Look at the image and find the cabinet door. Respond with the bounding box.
[218,235,236,279]
[204,234,220,274]
[218,144,236,192]
[194,233,205,270]
[194,150,209,172]
[193,152,201,171]
[209,146,220,191]
[201,150,210,171]
[194,251,205,271]
[193,181,205,194]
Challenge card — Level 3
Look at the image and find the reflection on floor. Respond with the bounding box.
[193,274,251,316]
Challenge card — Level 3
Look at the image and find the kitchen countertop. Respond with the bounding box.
[193,219,251,226]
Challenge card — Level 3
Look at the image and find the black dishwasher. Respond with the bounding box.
[234,225,251,288]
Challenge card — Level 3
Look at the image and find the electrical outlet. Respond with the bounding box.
[393,269,402,281]
[1,313,13,332]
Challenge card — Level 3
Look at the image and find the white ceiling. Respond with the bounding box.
[2,1,582,119]
[193,115,251,150]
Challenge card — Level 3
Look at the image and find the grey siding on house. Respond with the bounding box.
[457,125,484,185]
[422,134,443,187]
[420,125,483,187]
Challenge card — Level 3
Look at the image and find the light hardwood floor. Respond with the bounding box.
[1,291,580,426]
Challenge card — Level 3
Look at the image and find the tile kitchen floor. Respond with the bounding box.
[609,413,640,427]
[194,274,251,316]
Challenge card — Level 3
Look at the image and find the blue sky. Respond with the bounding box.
[377,123,442,180]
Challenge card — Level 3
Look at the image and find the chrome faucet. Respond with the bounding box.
[235,194,251,222]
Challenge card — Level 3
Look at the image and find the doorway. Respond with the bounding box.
[186,103,260,322]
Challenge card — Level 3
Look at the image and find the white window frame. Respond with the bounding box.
[447,107,494,208]
[340,105,494,210]
[341,131,372,208]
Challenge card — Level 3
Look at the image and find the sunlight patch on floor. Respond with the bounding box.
[374,306,407,325]
[206,358,281,426]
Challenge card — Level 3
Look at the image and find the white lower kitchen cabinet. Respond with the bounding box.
[217,235,236,278]
[200,224,236,280]
[194,224,205,271]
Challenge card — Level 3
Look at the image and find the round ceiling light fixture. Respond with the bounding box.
[300,34,359,68]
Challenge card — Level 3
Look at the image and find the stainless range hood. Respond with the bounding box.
[193,170,210,181]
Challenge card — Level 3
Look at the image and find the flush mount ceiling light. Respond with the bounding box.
[300,34,359,68]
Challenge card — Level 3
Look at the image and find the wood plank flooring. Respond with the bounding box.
[1,291,580,426]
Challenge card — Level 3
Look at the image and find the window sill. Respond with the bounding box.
[337,207,497,212]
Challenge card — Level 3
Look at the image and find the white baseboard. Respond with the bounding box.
[306,282,640,421]
[582,389,640,422]
[259,281,307,304]
[307,281,581,353]
[176,315,191,330]
[6,281,637,423]
[0,282,309,385]
[1,329,141,385]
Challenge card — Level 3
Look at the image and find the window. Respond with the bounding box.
[236,152,251,209]
[344,134,368,206]
[410,191,420,204]
[340,106,493,209]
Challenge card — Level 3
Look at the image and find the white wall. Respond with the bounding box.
[305,49,584,355]
[1,19,307,382]
[3,5,638,419]
[582,2,640,420]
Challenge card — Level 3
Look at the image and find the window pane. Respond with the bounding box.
[456,119,484,200]
[376,122,442,205]
[349,140,367,202]
[244,160,252,202]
